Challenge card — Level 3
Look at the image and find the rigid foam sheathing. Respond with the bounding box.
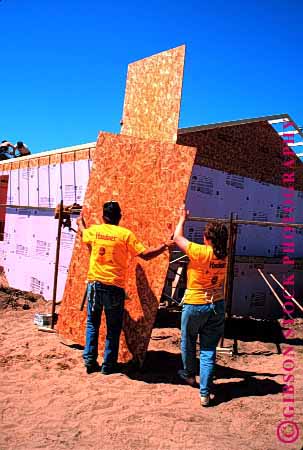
[185,165,303,257]
[231,263,303,319]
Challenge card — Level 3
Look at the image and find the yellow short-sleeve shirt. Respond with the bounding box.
[83,224,146,288]
[184,242,227,304]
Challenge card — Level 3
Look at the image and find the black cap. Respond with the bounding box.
[17,141,23,148]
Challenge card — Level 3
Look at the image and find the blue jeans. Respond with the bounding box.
[181,300,225,396]
[83,281,125,370]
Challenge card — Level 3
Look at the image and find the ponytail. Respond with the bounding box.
[204,222,228,260]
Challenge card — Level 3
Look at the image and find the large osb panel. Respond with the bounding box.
[57,132,196,365]
[177,121,303,191]
[121,45,185,143]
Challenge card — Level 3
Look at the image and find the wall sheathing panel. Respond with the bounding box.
[186,165,303,257]
[50,163,62,207]
[0,129,302,321]
[8,170,19,205]
[56,216,78,301]
[121,45,185,143]
[231,264,303,319]
[57,132,196,365]
[0,174,9,240]
[38,165,51,207]
[0,146,94,299]
[74,159,90,205]
[19,162,30,207]
[61,161,77,205]
[1,209,57,297]
[177,122,303,191]
[28,166,39,207]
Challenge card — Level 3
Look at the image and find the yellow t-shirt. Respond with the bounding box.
[184,242,227,304]
[82,224,146,288]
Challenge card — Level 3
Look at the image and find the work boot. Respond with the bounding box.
[85,362,100,374]
[200,395,210,407]
[177,369,197,387]
[100,363,119,375]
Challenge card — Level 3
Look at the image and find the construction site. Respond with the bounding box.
[0,45,302,450]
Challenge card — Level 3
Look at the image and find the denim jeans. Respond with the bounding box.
[83,281,125,370]
[181,300,225,396]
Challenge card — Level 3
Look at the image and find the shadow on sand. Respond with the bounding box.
[125,349,283,404]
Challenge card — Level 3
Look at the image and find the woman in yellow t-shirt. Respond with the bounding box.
[173,207,228,407]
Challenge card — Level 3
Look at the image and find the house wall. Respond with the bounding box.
[177,121,303,191]
[185,165,303,258]
[0,145,95,300]
[0,128,302,318]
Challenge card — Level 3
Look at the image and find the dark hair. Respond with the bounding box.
[17,141,23,148]
[204,222,228,259]
[103,201,121,225]
[1,140,7,143]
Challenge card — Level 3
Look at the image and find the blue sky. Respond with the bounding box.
[1,0,302,153]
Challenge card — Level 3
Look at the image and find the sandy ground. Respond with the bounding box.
[0,290,303,450]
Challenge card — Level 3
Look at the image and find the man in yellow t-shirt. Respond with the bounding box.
[77,201,172,375]
[174,206,228,407]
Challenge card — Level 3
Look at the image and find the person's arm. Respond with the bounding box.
[173,206,190,253]
[138,238,174,261]
[76,215,87,236]
[5,142,15,155]
[9,144,16,156]
[76,215,92,251]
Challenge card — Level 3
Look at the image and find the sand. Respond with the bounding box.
[0,291,302,450]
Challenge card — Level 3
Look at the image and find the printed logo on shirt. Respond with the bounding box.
[209,261,226,269]
[95,233,117,241]
[99,247,106,256]
[211,275,218,285]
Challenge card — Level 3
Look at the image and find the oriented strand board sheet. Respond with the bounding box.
[177,121,303,191]
[121,45,185,143]
[57,132,196,365]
